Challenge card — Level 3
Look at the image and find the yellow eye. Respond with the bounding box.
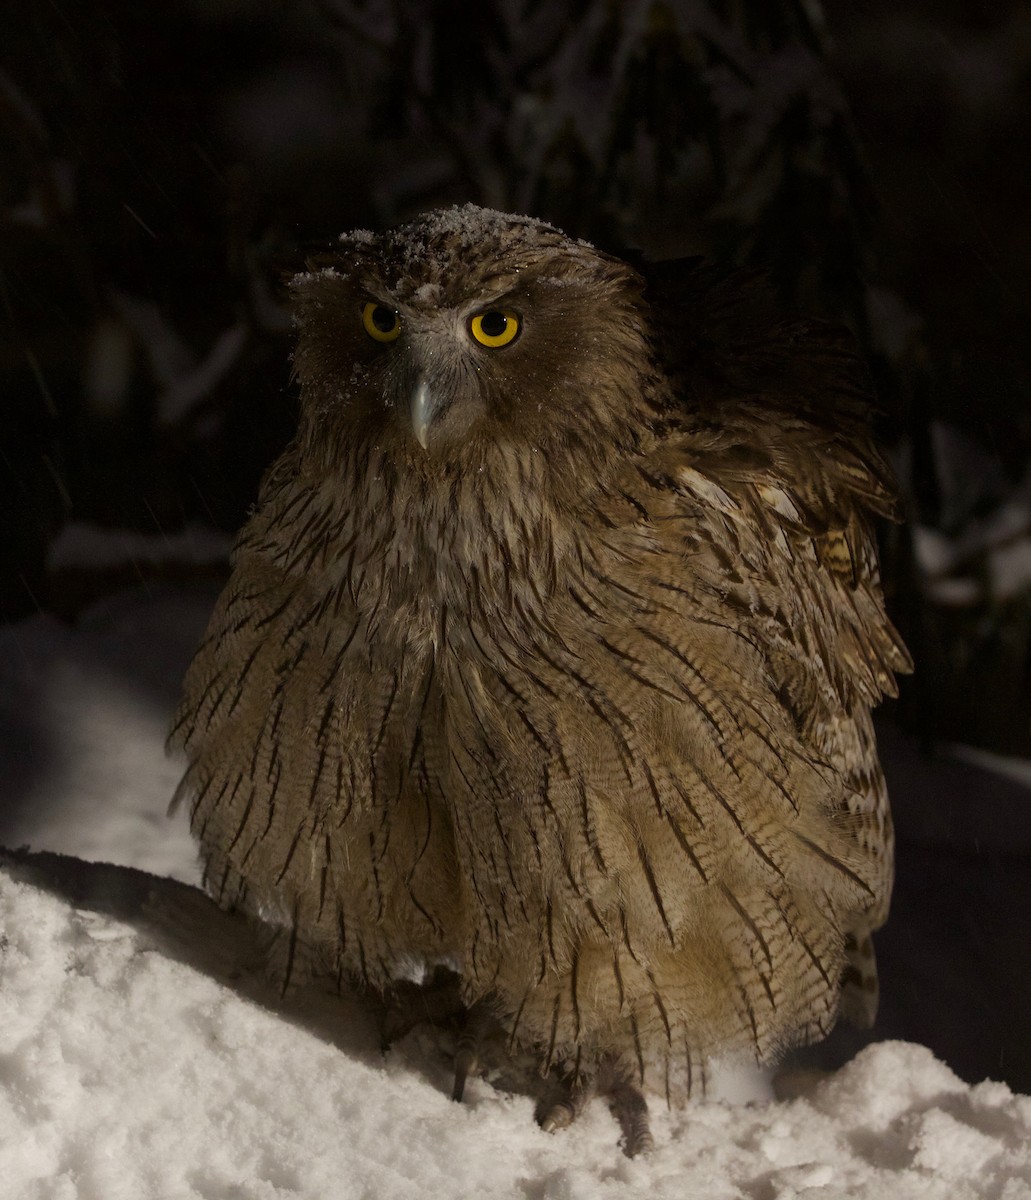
[362,302,401,342]
[469,309,520,348]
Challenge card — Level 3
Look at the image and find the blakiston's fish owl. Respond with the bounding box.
[171,205,910,1153]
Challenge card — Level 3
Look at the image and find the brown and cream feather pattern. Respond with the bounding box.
[170,205,910,1110]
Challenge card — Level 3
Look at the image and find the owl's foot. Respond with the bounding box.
[450,1001,494,1102]
[378,970,497,1101]
[378,966,465,1052]
[537,1060,654,1157]
[608,1076,654,1157]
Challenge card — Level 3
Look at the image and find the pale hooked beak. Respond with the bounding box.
[410,377,437,450]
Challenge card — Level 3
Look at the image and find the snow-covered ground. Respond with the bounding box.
[2,583,1030,1198]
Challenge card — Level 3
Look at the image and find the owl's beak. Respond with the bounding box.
[410,377,436,451]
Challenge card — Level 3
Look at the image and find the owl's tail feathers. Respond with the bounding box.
[838,926,880,1028]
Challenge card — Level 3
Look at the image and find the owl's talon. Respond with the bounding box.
[451,1049,475,1102]
[450,1000,492,1101]
[536,1062,652,1156]
[536,1073,593,1135]
[608,1078,653,1157]
[539,1099,579,1134]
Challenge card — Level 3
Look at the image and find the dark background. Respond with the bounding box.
[2,0,1029,1092]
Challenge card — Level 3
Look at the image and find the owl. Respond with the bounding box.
[170,204,910,1154]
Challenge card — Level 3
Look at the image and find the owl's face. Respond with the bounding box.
[290,206,653,475]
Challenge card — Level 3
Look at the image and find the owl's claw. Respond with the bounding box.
[608,1077,654,1157]
[538,1079,592,1133]
[378,971,495,1101]
[537,1060,653,1157]
[451,1001,492,1102]
[451,1044,475,1101]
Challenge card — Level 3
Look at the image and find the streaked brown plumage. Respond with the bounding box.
[170,205,910,1151]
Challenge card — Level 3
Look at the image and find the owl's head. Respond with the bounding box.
[289,206,656,475]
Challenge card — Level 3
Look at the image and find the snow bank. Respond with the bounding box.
[1,858,1028,1200]
[0,587,209,882]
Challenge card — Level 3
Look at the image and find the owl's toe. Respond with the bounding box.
[607,1076,654,1157]
[450,1001,494,1101]
[537,1074,594,1134]
[536,1060,653,1156]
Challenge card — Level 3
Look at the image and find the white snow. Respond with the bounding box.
[388,205,558,254]
[1,585,1030,1198]
[911,423,1031,607]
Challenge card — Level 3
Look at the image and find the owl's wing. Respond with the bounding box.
[641,260,911,1024]
[642,257,911,708]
